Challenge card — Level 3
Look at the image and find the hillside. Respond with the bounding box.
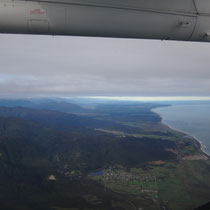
[0,113,176,210]
[0,102,209,210]
[0,106,136,132]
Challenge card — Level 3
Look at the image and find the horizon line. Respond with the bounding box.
[87,96,210,101]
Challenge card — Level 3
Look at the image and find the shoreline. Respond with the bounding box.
[152,108,210,157]
[161,119,210,157]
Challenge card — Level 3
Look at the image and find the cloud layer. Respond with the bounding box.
[0,34,210,97]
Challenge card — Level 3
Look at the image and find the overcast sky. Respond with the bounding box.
[0,34,210,98]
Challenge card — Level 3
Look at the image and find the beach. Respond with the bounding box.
[153,104,210,157]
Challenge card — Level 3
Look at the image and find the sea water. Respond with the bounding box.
[153,103,210,155]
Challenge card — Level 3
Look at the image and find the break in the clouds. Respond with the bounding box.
[0,34,210,98]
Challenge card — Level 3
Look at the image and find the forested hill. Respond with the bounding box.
[0,106,133,132]
[0,102,209,210]
[0,108,176,210]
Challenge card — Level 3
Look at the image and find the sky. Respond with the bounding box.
[0,34,210,99]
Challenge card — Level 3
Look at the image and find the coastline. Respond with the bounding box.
[152,108,210,157]
[161,118,210,157]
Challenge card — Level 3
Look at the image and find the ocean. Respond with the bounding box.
[153,103,210,155]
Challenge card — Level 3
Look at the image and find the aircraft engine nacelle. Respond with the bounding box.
[0,0,210,42]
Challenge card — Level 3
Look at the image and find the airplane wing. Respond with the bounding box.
[0,0,210,42]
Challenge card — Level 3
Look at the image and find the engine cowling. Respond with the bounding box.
[0,0,209,42]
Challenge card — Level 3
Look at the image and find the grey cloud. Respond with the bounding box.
[0,34,210,97]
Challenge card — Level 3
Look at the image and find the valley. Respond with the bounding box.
[0,99,209,210]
